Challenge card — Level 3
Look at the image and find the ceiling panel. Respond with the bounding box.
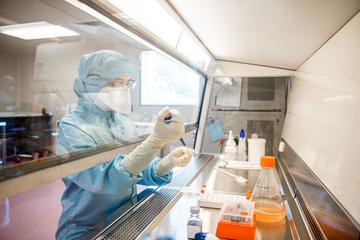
[0,0,136,52]
[169,0,360,70]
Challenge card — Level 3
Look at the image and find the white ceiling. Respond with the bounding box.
[169,0,360,70]
[0,0,143,52]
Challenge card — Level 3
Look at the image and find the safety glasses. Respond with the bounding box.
[105,78,136,90]
[87,73,136,90]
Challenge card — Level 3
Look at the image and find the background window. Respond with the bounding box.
[140,51,200,106]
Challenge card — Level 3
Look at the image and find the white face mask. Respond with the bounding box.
[96,87,131,113]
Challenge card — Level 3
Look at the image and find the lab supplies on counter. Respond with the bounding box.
[218,159,261,170]
[224,130,237,160]
[251,156,286,223]
[216,199,256,240]
[237,129,247,161]
[187,206,203,239]
[198,192,246,209]
[247,134,266,164]
[214,167,248,183]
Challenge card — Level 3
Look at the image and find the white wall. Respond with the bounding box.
[0,48,36,111]
[0,49,20,103]
[282,12,360,223]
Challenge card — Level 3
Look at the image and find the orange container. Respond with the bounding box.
[215,200,256,240]
[216,215,256,240]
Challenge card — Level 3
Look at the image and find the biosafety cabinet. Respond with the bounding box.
[0,0,359,240]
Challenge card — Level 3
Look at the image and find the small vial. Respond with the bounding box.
[187,206,202,239]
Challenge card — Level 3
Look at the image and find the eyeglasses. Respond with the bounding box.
[106,78,136,89]
[87,73,136,89]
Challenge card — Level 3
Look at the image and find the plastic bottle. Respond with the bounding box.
[187,206,203,239]
[224,131,237,160]
[251,156,286,223]
[247,134,266,164]
[237,129,247,161]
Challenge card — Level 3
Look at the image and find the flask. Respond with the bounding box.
[187,206,203,239]
[224,131,237,160]
[251,156,286,223]
[237,129,247,161]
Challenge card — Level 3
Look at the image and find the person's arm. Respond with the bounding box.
[139,157,173,186]
[140,147,194,185]
[57,122,141,195]
[155,147,194,176]
[122,107,185,175]
[57,120,175,194]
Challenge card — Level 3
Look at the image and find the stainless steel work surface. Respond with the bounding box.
[141,155,294,239]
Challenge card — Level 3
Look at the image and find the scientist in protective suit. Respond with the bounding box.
[56,50,194,239]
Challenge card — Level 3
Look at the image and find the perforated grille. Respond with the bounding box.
[295,192,324,240]
[94,154,213,240]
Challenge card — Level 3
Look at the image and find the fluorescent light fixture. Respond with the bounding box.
[323,95,355,102]
[66,0,210,73]
[177,31,211,70]
[0,22,79,40]
[65,0,175,60]
[108,0,182,47]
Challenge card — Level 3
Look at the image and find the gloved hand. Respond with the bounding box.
[146,107,185,149]
[123,107,185,175]
[156,147,195,176]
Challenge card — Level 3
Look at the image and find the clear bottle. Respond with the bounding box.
[187,206,203,239]
[237,129,247,161]
[224,130,237,160]
[251,156,286,223]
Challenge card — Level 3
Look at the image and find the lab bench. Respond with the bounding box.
[92,154,310,240]
[140,155,293,240]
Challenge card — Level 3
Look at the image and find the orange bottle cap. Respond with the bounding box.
[260,156,275,168]
[246,190,252,200]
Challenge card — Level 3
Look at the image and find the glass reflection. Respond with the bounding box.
[0,0,205,239]
[0,3,204,169]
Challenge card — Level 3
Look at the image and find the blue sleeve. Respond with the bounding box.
[139,157,173,186]
[66,154,142,195]
[56,121,96,155]
[57,122,171,195]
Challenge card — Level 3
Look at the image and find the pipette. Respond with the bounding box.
[164,112,186,146]
[214,167,248,184]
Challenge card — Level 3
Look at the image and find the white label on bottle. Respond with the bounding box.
[225,151,237,160]
[187,225,202,239]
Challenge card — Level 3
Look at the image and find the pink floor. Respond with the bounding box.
[0,180,65,240]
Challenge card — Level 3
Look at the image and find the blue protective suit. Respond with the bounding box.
[55,50,172,240]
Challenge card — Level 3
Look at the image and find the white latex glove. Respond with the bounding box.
[146,107,185,149]
[156,147,195,176]
[123,107,185,175]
